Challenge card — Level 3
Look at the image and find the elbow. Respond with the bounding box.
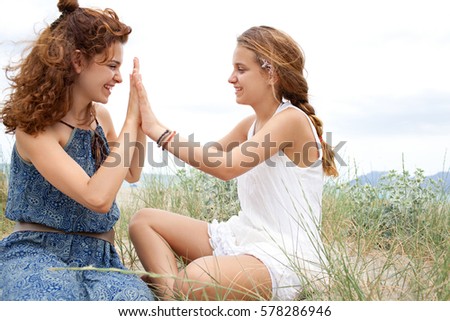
[212,169,238,182]
[218,173,234,182]
[85,195,114,214]
[125,170,141,184]
[95,203,113,214]
[126,176,140,184]
[92,202,113,214]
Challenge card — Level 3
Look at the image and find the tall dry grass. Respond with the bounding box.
[1,165,448,300]
[115,167,449,300]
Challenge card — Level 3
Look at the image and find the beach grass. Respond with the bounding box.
[1,165,448,300]
[115,166,449,301]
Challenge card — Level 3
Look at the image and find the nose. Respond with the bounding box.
[228,71,237,84]
[114,70,123,84]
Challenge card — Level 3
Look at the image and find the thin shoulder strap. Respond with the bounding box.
[59,116,99,130]
[59,120,75,129]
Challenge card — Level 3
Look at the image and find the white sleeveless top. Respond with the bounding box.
[209,101,328,299]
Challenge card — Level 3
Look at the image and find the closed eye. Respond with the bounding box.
[108,60,122,70]
[236,64,247,73]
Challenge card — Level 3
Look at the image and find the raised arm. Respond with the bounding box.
[15,59,143,213]
[136,63,315,181]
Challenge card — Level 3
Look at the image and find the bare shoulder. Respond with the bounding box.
[272,106,312,133]
[275,106,309,124]
[15,127,59,162]
[15,127,57,144]
[256,106,316,150]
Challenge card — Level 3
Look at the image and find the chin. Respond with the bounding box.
[235,96,245,104]
[95,97,109,104]
[236,99,250,106]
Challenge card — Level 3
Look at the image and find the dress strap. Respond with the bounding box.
[59,120,75,129]
[59,116,99,130]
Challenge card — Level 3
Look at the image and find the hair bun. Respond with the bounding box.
[57,0,79,14]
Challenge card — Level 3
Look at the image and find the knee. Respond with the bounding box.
[128,208,157,236]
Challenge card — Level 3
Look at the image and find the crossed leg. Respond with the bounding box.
[129,208,272,300]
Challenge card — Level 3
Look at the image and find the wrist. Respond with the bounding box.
[141,120,162,140]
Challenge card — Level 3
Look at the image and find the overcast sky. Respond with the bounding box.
[1,0,449,178]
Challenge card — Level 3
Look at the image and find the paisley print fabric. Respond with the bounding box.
[0,126,154,301]
[5,127,119,233]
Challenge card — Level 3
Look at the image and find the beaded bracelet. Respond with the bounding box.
[161,131,177,150]
[156,129,170,147]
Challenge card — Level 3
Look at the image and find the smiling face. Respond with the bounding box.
[73,41,124,105]
[228,45,273,107]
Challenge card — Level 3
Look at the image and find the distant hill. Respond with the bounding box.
[351,170,450,193]
[427,171,450,185]
[351,171,389,186]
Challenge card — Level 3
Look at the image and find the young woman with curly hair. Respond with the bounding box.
[0,0,154,301]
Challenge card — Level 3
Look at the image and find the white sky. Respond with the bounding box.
[1,0,449,177]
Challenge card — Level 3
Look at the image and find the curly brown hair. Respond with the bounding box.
[237,26,339,177]
[1,0,132,135]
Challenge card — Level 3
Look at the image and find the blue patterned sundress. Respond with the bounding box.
[0,125,154,301]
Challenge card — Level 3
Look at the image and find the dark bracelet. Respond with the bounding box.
[156,129,170,146]
[161,131,177,150]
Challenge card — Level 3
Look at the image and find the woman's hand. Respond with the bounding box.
[125,58,141,123]
[134,59,161,140]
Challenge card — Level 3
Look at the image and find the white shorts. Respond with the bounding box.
[208,219,324,300]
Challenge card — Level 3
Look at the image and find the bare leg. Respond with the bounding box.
[129,208,272,300]
[175,255,272,300]
[129,208,212,300]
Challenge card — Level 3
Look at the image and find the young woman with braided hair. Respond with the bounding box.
[130,26,338,300]
[0,0,154,300]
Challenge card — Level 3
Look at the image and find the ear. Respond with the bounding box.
[71,50,84,74]
[268,71,279,86]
